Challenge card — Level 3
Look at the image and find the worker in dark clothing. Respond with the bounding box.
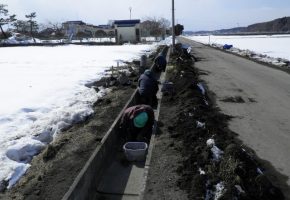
[154,53,167,72]
[119,105,155,143]
[137,69,159,107]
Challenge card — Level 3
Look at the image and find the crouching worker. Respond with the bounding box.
[137,69,158,107]
[119,105,154,143]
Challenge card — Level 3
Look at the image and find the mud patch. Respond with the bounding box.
[221,96,245,103]
[248,98,257,103]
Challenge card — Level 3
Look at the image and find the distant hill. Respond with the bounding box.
[246,17,290,32]
[191,17,290,35]
[216,27,247,34]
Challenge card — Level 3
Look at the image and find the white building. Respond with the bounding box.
[113,20,141,44]
[62,21,115,39]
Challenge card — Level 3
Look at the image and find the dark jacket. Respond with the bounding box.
[119,105,155,142]
[138,73,158,97]
[154,54,167,71]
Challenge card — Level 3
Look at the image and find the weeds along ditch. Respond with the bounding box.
[161,46,285,200]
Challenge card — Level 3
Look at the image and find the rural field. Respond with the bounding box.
[187,34,290,60]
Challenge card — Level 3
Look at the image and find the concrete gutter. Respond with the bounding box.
[62,46,170,200]
[139,48,171,200]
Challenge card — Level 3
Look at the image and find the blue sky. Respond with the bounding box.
[1,0,290,31]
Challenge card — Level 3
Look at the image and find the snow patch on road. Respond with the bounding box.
[206,139,224,162]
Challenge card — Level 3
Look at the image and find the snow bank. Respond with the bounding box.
[141,37,158,42]
[6,138,45,163]
[0,44,154,189]
[157,36,177,46]
[186,35,290,68]
[71,37,115,43]
[0,34,116,45]
[2,33,42,44]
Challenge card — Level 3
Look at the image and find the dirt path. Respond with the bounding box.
[179,37,290,198]
[144,43,286,200]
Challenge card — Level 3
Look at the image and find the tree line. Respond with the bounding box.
[1,4,184,41]
[140,17,184,40]
[0,4,40,39]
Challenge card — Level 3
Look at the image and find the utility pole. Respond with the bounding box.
[129,7,132,20]
[172,0,175,53]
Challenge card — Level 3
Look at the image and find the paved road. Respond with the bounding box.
[179,37,290,197]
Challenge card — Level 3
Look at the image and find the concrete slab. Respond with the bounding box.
[97,159,145,195]
[95,194,139,200]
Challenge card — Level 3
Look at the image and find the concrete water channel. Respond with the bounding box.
[61,47,170,200]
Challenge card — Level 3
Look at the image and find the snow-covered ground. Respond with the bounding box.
[71,37,115,43]
[186,35,290,67]
[1,33,42,44]
[1,33,168,45]
[0,33,115,45]
[0,44,154,189]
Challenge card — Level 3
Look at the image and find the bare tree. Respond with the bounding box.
[8,14,17,27]
[39,21,64,38]
[47,21,63,37]
[76,31,91,39]
[25,12,38,42]
[0,4,8,38]
[107,30,115,42]
[12,20,29,33]
[95,30,107,38]
[0,4,16,38]
[141,17,170,40]
[158,17,170,39]
[141,17,160,38]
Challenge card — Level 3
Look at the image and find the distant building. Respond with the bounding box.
[62,21,115,39]
[97,24,112,29]
[61,20,141,43]
[113,19,141,44]
[39,28,55,37]
[62,21,86,37]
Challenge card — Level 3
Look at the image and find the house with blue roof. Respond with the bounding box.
[113,19,141,44]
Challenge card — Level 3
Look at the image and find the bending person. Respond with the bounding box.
[119,104,155,143]
[137,69,159,107]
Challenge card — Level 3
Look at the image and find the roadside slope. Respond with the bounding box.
[179,37,290,198]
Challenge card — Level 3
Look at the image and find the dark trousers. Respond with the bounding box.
[135,92,156,107]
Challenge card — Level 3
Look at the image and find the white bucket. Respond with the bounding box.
[123,142,148,161]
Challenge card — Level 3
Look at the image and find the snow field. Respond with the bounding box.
[187,35,290,66]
